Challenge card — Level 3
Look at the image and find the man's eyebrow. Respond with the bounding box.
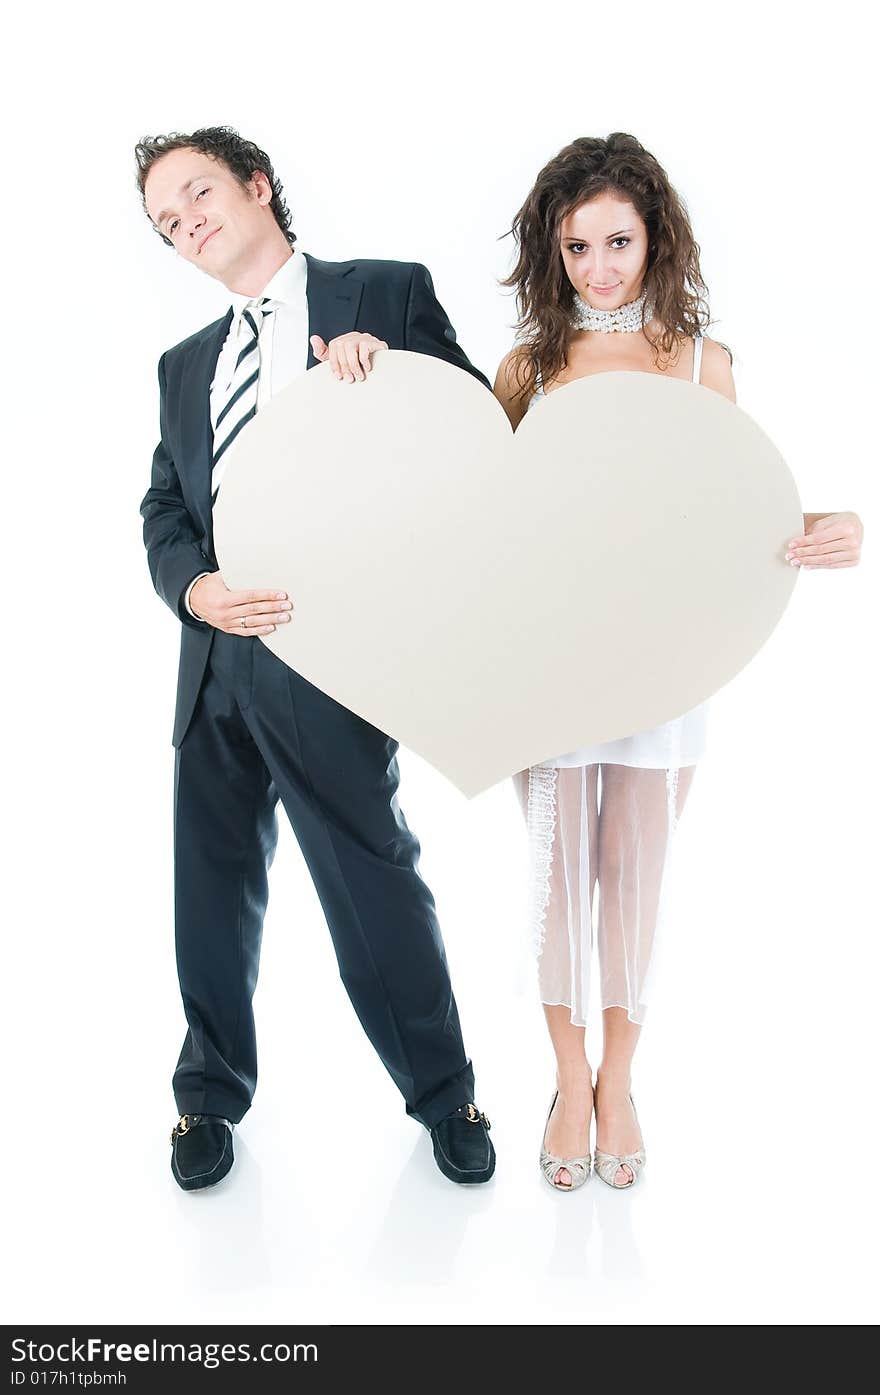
[153,176,208,229]
[564,228,635,241]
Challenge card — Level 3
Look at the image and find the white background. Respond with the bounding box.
[5,0,877,1327]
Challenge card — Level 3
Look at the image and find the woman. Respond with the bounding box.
[316,131,864,1192]
[492,133,863,1191]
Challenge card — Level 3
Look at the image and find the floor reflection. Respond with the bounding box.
[366,1134,493,1284]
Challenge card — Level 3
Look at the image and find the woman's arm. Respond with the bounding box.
[701,338,863,569]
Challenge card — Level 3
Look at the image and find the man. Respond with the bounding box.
[136,126,494,1191]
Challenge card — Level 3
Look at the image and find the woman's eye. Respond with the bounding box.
[169,220,178,234]
[567,238,630,253]
[196,188,209,199]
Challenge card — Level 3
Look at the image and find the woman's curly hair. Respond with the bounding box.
[134,125,295,248]
[501,132,730,405]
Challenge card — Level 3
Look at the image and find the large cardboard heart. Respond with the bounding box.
[213,350,801,797]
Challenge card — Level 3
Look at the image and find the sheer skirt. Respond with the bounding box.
[512,760,696,1027]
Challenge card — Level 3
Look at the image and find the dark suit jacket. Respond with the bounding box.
[140,252,490,747]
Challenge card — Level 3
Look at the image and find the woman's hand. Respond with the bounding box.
[310,331,389,383]
[785,512,864,570]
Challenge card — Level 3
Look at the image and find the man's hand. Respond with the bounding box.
[190,572,294,634]
[310,332,388,383]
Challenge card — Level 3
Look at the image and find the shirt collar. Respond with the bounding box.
[228,247,307,322]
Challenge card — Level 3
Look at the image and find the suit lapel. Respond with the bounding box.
[304,253,364,367]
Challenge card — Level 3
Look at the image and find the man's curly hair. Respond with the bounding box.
[134,125,295,248]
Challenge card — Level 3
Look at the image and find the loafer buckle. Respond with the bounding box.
[464,1103,490,1129]
[170,1113,201,1143]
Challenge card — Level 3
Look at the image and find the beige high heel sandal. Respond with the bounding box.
[593,1092,646,1189]
[539,1090,591,1191]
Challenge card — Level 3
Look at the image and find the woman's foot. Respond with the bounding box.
[542,1074,594,1189]
[594,1072,644,1187]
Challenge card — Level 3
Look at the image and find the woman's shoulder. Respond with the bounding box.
[697,335,736,403]
[494,344,534,395]
[496,341,530,374]
[493,344,535,428]
[698,333,733,363]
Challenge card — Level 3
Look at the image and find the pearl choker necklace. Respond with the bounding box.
[572,287,651,333]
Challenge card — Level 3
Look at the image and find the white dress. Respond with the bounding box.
[513,334,708,1028]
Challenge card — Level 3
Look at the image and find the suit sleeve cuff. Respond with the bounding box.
[183,571,212,619]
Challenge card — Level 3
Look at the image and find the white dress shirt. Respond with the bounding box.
[185,247,310,618]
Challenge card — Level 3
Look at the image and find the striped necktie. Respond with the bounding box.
[211,296,277,502]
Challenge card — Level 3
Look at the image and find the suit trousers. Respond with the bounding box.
[171,628,475,1128]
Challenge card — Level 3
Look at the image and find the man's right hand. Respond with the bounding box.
[190,572,294,635]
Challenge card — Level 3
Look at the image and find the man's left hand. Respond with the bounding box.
[310,332,389,383]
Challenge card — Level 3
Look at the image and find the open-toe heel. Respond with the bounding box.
[593,1093,645,1189]
[539,1089,591,1191]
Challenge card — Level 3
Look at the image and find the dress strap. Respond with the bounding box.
[692,333,704,385]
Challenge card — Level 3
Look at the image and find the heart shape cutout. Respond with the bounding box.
[213,351,801,797]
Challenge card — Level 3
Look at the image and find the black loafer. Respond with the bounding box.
[430,1103,495,1184]
[170,1113,234,1191]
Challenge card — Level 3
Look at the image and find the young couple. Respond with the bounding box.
[137,126,862,1196]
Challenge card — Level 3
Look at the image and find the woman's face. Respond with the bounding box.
[559,193,649,311]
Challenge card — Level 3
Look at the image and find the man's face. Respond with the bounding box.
[144,147,273,282]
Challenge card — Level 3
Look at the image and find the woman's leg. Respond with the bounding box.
[595,763,696,1183]
[541,1008,592,1187]
[595,1010,643,1185]
[514,765,599,1186]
